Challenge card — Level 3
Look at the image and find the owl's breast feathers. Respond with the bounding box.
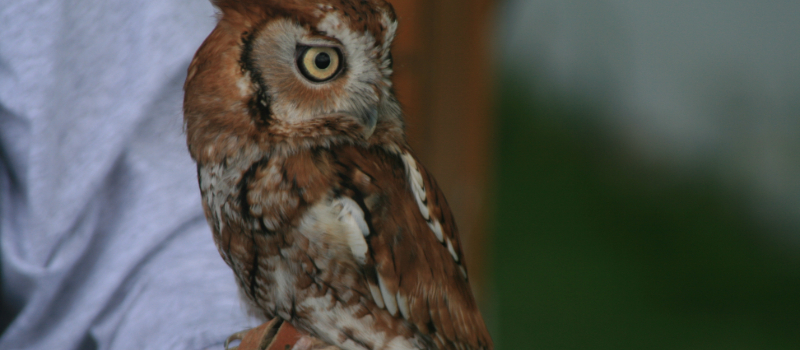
[197,131,491,350]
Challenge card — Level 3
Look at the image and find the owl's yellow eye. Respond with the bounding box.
[297,46,343,82]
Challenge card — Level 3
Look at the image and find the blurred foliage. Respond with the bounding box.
[491,74,800,349]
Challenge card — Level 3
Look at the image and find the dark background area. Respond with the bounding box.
[389,0,800,348]
[492,75,800,349]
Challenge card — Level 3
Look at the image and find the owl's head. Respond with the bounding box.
[184,0,402,161]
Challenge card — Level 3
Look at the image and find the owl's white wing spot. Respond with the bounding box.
[333,197,369,264]
[399,151,469,280]
[400,152,451,245]
[396,292,410,320]
[430,219,444,243]
[401,152,428,216]
[446,237,459,263]
[298,196,369,265]
[369,282,385,309]
[335,197,370,236]
[378,273,398,316]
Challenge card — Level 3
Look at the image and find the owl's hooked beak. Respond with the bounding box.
[326,105,378,140]
[361,105,378,140]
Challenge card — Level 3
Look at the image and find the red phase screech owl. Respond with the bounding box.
[183,1,492,349]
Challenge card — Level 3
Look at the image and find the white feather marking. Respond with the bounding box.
[297,295,418,350]
[378,273,398,316]
[236,71,251,97]
[459,265,468,279]
[272,265,295,320]
[401,152,431,221]
[429,219,444,242]
[343,228,368,265]
[446,237,459,262]
[416,196,430,219]
[381,12,398,51]
[336,198,370,236]
[385,336,415,350]
[405,155,424,185]
[435,333,446,347]
[369,282,385,309]
[396,292,410,320]
[335,198,370,264]
[297,197,369,265]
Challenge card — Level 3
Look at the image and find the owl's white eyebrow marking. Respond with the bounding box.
[296,36,342,47]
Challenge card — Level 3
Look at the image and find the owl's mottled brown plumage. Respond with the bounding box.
[183,1,492,349]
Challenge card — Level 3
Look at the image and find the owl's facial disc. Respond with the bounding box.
[241,15,394,140]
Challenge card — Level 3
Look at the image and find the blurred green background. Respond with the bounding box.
[489,2,800,348]
[491,73,800,349]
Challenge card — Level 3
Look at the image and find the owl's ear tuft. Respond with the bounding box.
[211,0,260,9]
[210,0,319,28]
[211,0,255,13]
[210,0,273,18]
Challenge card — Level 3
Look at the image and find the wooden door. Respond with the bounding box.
[390,0,495,303]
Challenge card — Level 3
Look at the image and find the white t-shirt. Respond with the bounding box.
[0,1,256,349]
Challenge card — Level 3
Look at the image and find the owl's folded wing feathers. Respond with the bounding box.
[330,146,492,350]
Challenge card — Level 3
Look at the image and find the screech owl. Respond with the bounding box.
[183,1,492,349]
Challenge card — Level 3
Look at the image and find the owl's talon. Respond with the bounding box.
[223,319,283,350]
[225,330,249,350]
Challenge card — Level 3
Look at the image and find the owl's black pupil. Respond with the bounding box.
[314,52,331,69]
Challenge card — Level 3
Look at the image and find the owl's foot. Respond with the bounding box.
[224,329,250,350]
[224,318,280,350]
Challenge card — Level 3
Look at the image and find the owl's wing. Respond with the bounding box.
[333,146,493,350]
